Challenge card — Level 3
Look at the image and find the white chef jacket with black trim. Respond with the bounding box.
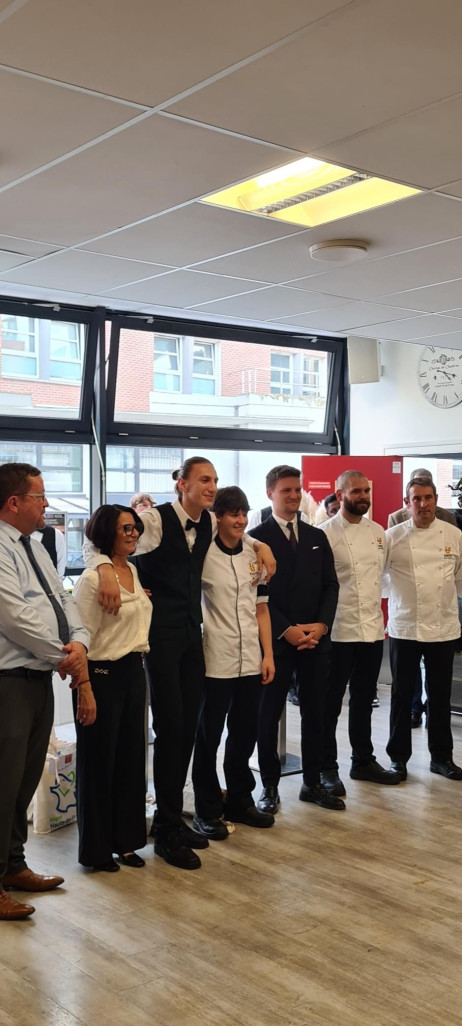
[384,518,462,642]
[320,512,387,643]
[201,534,269,679]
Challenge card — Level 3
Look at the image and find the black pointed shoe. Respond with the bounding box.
[430,759,462,780]
[299,783,345,811]
[320,769,346,797]
[350,761,402,785]
[257,786,280,814]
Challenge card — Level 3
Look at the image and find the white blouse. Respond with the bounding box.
[73,565,152,660]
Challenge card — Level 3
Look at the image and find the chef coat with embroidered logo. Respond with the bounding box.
[320,512,386,643]
[384,518,462,642]
[201,534,268,678]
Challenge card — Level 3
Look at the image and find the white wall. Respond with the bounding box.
[350,339,462,456]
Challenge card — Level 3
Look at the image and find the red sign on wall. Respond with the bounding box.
[302,456,404,530]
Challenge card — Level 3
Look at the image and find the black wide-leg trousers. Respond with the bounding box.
[75,652,147,866]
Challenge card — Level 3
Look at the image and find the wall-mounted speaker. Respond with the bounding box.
[347,336,381,384]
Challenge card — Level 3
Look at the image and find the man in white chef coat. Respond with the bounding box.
[319,470,401,796]
[385,477,462,780]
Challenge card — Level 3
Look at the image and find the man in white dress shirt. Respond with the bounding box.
[385,477,462,780]
[319,471,401,795]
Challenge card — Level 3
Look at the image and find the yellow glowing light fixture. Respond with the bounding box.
[202,156,420,228]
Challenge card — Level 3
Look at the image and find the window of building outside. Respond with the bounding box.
[0,314,85,419]
[0,441,90,570]
[114,329,331,434]
[106,445,183,506]
[106,443,317,517]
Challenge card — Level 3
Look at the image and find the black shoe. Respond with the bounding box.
[320,769,346,797]
[227,805,274,828]
[430,759,462,780]
[179,822,210,849]
[92,859,120,873]
[299,783,345,810]
[350,761,402,785]
[154,830,201,869]
[411,713,422,728]
[117,852,145,868]
[257,786,280,814]
[390,761,407,780]
[191,816,228,841]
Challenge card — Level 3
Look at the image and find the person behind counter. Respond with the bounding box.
[73,504,152,872]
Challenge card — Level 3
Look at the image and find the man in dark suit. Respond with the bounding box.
[249,465,343,813]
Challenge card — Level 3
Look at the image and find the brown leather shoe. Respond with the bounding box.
[0,889,35,919]
[3,868,64,892]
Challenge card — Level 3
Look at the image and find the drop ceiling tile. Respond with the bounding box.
[1,251,172,292]
[0,236,61,258]
[0,115,293,245]
[377,280,462,314]
[351,313,462,342]
[437,181,462,199]
[0,281,97,306]
[194,194,462,285]
[0,0,350,106]
[0,69,138,188]
[292,238,462,301]
[318,95,462,190]
[106,270,268,307]
[190,285,333,320]
[169,0,462,151]
[80,203,304,266]
[0,252,32,273]
[276,302,418,332]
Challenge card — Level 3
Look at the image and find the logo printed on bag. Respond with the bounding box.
[50,771,77,814]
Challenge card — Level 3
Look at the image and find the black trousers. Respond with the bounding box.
[74,652,147,866]
[323,640,383,770]
[0,671,53,882]
[192,674,262,819]
[386,638,455,764]
[258,643,329,788]
[144,624,205,833]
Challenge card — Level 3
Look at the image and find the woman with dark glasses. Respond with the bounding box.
[73,505,152,872]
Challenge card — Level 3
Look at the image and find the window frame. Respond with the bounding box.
[107,314,346,453]
[0,297,100,441]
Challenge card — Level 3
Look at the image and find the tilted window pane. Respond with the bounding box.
[114,328,332,434]
[0,314,86,419]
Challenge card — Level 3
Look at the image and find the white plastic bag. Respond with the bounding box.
[32,729,77,834]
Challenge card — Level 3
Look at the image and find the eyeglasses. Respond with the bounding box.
[120,523,140,536]
[23,493,47,502]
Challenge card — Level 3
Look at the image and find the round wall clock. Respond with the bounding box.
[417,346,462,408]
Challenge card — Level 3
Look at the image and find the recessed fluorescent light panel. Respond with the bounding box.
[202,156,420,228]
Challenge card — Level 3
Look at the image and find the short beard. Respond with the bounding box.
[343,496,370,517]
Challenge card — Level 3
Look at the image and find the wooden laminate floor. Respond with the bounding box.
[2,667,462,1026]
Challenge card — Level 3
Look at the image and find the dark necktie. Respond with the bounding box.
[287,520,298,552]
[185,518,199,532]
[20,535,70,645]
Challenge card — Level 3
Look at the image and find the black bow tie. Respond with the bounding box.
[185,518,199,531]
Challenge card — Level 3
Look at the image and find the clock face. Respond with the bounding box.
[418,346,462,408]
